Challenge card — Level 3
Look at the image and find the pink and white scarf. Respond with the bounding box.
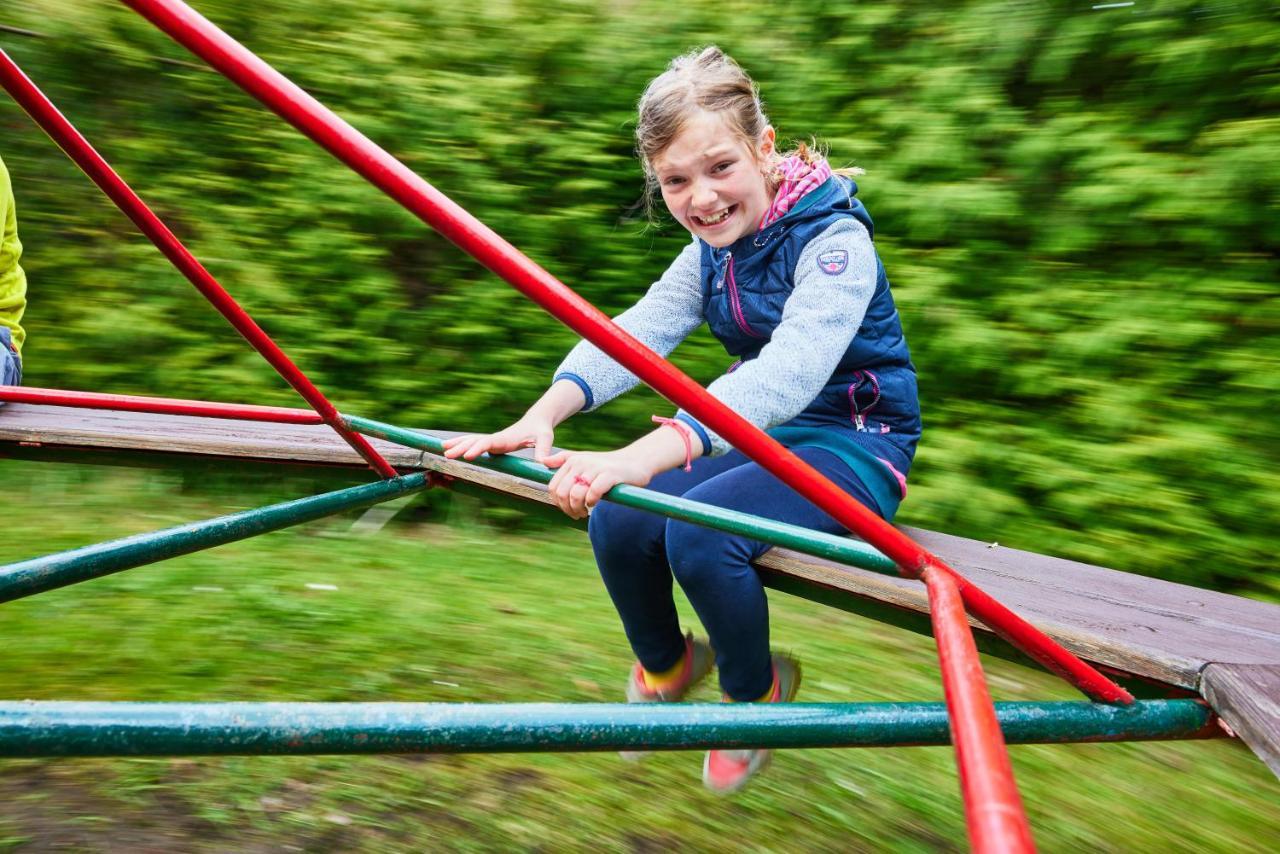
[758,155,833,230]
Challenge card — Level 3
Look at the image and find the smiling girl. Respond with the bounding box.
[443,46,920,792]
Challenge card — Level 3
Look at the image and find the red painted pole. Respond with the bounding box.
[925,566,1036,853]
[0,385,324,424]
[0,51,398,479]
[118,0,1131,703]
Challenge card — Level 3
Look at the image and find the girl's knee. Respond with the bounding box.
[589,500,664,556]
[664,518,755,586]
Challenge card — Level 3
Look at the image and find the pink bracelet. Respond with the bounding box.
[651,415,694,472]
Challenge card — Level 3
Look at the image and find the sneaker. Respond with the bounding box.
[619,632,714,760]
[702,653,801,794]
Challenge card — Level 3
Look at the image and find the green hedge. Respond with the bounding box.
[2,0,1275,594]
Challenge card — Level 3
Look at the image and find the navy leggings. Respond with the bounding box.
[588,446,883,701]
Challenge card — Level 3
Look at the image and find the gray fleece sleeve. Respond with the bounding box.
[675,218,877,456]
[553,239,703,410]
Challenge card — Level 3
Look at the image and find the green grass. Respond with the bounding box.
[0,460,1276,852]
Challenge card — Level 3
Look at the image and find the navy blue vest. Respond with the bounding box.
[698,177,921,480]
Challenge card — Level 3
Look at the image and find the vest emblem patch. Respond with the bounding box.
[818,250,848,275]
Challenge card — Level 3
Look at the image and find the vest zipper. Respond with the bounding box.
[725,252,765,339]
[848,370,882,431]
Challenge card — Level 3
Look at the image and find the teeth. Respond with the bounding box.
[697,207,732,225]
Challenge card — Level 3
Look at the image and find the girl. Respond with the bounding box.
[444,46,919,792]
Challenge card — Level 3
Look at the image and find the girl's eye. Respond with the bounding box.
[663,176,686,187]
[713,161,734,173]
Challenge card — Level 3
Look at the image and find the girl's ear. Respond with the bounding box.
[759,126,776,158]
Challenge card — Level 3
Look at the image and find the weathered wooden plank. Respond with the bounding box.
[1201,664,1280,778]
[0,403,423,467]
[753,547,1280,689]
[4,403,1280,695]
[0,403,553,501]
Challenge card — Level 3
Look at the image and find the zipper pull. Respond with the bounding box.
[718,251,732,289]
[854,414,865,431]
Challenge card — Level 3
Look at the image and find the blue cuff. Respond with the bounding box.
[674,413,713,456]
[553,372,593,411]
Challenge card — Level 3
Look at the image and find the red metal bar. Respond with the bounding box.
[0,50,398,479]
[0,385,324,424]
[120,0,1131,704]
[925,566,1036,853]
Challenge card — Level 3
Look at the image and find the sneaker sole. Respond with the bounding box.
[703,747,773,795]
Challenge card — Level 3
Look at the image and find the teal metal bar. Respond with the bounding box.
[0,700,1217,757]
[0,473,431,603]
[344,416,898,575]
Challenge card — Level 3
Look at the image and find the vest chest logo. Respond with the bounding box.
[817,250,848,275]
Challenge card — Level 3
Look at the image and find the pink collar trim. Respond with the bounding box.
[759,155,833,230]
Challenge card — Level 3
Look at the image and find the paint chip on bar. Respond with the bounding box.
[305,583,338,591]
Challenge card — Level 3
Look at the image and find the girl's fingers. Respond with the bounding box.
[568,477,593,518]
[541,450,569,469]
[462,437,492,460]
[441,434,474,458]
[585,474,617,509]
[533,431,554,464]
[445,437,476,458]
[547,460,574,506]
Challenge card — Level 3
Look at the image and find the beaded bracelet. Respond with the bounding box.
[651,415,694,472]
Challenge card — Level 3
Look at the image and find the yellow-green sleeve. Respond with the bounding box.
[0,155,28,356]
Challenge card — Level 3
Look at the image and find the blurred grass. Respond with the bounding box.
[0,460,1276,851]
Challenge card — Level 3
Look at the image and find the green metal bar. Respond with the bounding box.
[0,473,431,603]
[344,415,898,575]
[0,700,1217,757]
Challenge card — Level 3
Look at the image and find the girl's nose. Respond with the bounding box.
[690,179,717,210]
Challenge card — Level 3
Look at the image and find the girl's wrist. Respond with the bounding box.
[528,379,587,427]
[650,415,694,472]
[629,420,702,477]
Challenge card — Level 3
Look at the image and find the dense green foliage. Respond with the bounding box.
[1,0,1276,592]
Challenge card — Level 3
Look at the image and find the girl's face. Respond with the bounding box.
[652,111,776,248]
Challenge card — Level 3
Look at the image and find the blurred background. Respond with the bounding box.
[1,1,1277,850]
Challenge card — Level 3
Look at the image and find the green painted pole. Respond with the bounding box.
[0,700,1217,757]
[0,473,431,603]
[344,416,898,575]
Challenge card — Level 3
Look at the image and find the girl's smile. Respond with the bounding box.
[652,111,776,247]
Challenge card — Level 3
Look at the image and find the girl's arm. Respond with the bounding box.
[552,239,703,410]
[445,240,704,466]
[442,378,585,463]
[542,420,703,519]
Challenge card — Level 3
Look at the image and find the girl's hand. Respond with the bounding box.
[442,378,586,465]
[542,447,656,520]
[441,414,556,464]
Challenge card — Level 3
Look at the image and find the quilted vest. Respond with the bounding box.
[698,177,921,474]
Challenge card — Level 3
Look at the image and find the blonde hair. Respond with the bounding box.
[635,46,861,216]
